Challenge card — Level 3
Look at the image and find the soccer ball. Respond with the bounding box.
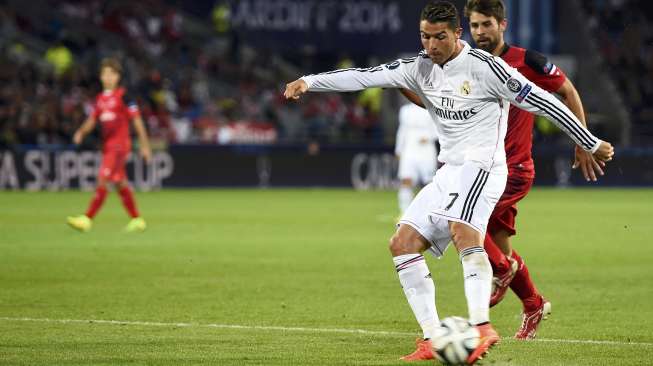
[431,317,480,365]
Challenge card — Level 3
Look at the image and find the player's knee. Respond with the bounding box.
[389,229,425,256]
[388,234,404,255]
[450,222,481,248]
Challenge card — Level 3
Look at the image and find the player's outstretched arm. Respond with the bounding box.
[285,58,421,100]
[132,116,152,163]
[73,116,96,145]
[484,56,614,165]
[284,79,309,100]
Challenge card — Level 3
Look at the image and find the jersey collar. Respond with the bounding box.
[442,40,471,69]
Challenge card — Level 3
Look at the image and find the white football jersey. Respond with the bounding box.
[302,40,601,172]
[395,103,438,159]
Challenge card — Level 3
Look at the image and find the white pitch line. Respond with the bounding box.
[1,317,652,347]
[0,317,415,337]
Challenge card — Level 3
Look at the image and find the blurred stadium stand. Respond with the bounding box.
[0,0,650,188]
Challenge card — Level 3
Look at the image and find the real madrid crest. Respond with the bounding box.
[461,81,471,96]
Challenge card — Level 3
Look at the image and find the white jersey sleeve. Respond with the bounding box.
[301,57,422,92]
[472,50,602,153]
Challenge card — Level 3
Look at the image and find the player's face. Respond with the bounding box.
[420,20,462,65]
[100,67,120,90]
[468,12,506,54]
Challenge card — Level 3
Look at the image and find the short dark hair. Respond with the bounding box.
[100,57,122,75]
[420,1,460,31]
[464,0,506,23]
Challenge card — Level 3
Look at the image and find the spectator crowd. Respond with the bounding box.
[0,0,386,150]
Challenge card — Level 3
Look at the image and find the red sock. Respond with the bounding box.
[509,250,542,310]
[483,233,511,274]
[118,186,140,218]
[85,186,108,219]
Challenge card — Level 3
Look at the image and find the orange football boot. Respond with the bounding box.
[400,338,435,361]
[466,323,500,365]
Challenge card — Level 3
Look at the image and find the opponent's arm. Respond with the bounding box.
[555,79,605,181]
[485,55,613,163]
[523,49,604,180]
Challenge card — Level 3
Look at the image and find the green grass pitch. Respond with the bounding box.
[0,188,651,365]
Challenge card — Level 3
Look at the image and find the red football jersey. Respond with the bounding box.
[90,87,140,151]
[500,44,566,174]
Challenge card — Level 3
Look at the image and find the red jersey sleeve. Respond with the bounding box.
[522,49,566,92]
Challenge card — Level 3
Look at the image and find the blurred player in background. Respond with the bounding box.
[67,58,151,233]
[395,102,438,214]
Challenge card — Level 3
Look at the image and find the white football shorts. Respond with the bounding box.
[398,162,507,257]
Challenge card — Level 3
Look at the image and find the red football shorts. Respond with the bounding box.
[486,169,534,236]
[99,149,129,182]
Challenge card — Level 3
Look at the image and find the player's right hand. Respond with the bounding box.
[284,79,308,100]
[73,131,83,145]
[592,141,614,163]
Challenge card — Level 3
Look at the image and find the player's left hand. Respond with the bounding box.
[284,79,308,100]
[140,146,152,163]
[572,145,605,182]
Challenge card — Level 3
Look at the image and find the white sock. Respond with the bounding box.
[460,247,492,325]
[398,186,414,213]
[394,254,440,339]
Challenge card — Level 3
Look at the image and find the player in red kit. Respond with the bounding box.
[400,0,608,340]
[67,58,152,233]
[466,0,605,339]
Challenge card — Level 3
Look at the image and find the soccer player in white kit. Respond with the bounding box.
[284,1,614,363]
[396,103,439,214]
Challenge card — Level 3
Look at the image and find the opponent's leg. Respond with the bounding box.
[510,249,550,339]
[487,230,518,307]
[492,230,550,339]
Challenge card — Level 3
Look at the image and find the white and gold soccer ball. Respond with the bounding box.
[431,317,480,365]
